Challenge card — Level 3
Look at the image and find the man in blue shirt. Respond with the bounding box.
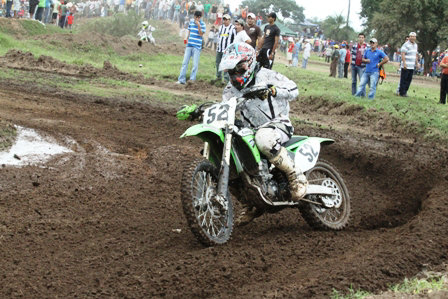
[177,11,206,84]
[355,38,389,99]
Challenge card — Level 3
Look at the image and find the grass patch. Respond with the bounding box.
[0,120,17,152]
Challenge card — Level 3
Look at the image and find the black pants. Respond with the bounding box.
[258,48,274,69]
[399,68,414,96]
[440,73,448,104]
[344,62,349,78]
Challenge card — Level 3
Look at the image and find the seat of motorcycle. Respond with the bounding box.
[283,136,308,147]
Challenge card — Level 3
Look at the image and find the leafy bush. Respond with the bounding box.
[82,12,142,37]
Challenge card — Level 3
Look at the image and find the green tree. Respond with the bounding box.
[359,0,382,33]
[321,14,356,42]
[241,0,304,23]
[368,0,448,73]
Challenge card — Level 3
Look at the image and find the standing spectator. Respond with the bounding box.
[179,7,186,29]
[203,0,210,22]
[13,0,20,17]
[286,37,294,66]
[256,12,280,69]
[329,45,339,77]
[439,50,448,104]
[172,1,180,22]
[205,25,215,48]
[233,18,251,44]
[338,44,347,78]
[177,11,206,84]
[42,0,50,23]
[301,39,311,69]
[34,0,44,20]
[344,45,351,78]
[196,1,203,15]
[245,12,262,50]
[256,12,262,26]
[212,14,235,84]
[292,38,300,67]
[5,0,12,17]
[355,38,389,99]
[29,0,39,18]
[58,0,66,27]
[325,46,332,63]
[398,32,419,97]
[51,0,60,23]
[351,33,368,95]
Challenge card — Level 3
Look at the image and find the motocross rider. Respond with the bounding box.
[219,42,307,225]
[138,21,155,46]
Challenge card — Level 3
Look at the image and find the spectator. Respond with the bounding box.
[338,44,347,78]
[172,0,180,22]
[58,0,67,27]
[439,50,448,104]
[245,12,262,50]
[42,0,50,23]
[355,38,389,99]
[351,33,368,95]
[398,32,419,97]
[203,0,210,22]
[302,39,311,69]
[344,45,351,78]
[256,12,262,26]
[205,25,215,48]
[286,37,294,66]
[292,38,300,67]
[256,12,280,69]
[5,0,12,17]
[179,7,186,29]
[177,10,206,84]
[51,0,60,24]
[329,45,339,77]
[233,18,251,44]
[29,0,39,18]
[325,46,332,63]
[34,0,45,21]
[13,0,20,17]
[212,13,235,84]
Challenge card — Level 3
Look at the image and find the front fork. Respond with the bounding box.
[215,125,233,209]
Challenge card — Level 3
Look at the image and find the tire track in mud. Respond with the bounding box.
[0,78,447,298]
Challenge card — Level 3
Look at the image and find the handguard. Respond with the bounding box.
[176,104,199,120]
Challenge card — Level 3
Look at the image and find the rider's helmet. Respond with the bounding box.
[218,43,257,90]
[142,21,149,29]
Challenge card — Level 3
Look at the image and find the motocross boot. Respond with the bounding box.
[270,147,308,201]
[235,204,263,226]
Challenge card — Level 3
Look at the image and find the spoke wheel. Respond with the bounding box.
[299,159,350,230]
[180,158,233,246]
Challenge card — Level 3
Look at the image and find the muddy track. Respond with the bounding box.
[0,72,448,298]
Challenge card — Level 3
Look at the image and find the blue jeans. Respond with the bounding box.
[351,65,366,95]
[5,1,12,17]
[292,55,298,67]
[301,57,308,68]
[355,72,379,99]
[178,46,202,84]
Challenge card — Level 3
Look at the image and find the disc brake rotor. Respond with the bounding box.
[320,178,342,208]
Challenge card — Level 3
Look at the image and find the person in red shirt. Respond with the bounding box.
[344,47,351,78]
[287,38,294,66]
[439,50,448,104]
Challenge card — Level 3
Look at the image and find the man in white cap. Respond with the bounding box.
[398,32,419,97]
[212,13,236,85]
[245,12,262,50]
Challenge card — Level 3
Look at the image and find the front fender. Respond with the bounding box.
[180,124,225,142]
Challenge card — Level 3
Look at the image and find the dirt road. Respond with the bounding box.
[0,65,448,298]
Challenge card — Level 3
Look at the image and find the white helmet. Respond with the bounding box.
[218,43,257,90]
[142,21,149,29]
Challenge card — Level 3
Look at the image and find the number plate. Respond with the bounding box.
[203,103,231,129]
[294,139,321,172]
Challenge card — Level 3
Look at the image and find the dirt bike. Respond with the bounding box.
[137,26,156,46]
[177,85,350,246]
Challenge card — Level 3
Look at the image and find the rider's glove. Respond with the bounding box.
[256,86,277,100]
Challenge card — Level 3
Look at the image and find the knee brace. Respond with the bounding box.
[255,128,282,159]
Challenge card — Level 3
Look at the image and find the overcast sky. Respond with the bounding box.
[225,0,364,31]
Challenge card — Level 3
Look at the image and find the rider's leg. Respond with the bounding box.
[255,127,307,201]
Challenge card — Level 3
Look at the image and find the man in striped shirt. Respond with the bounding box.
[177,11,206,84]
[213,14,236,84]
[398,32,419,97]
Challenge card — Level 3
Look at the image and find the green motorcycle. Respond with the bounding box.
[177,85,350,246]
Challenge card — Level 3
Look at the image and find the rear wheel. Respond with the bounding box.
[180,158,234,246]
[299,160,350,230]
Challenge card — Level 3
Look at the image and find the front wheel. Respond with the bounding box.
[299,159,350,230]
[180,158,233,246]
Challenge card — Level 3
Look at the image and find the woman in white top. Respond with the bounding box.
[233,19,251,45]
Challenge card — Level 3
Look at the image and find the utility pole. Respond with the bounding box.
[346,0,351,27]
